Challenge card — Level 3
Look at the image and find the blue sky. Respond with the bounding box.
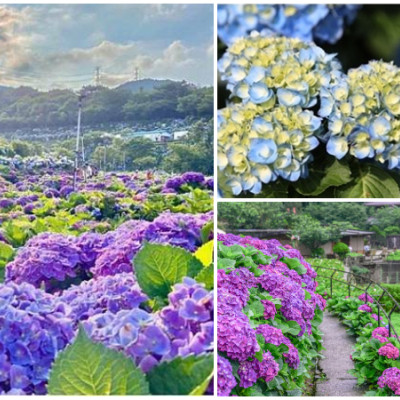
[0,4,213,89]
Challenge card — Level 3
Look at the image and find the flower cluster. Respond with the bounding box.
[59,273,148,321]
[378,367,400,395]
[218,103,322,194]
[163,172,209,193]
[83,277,213,374]
[372,327,389,344]
[256,325,300,369]
[358,293,374,303]
[217,34,342,195]
[218,5,360,46]
[378,343,400,360]
[320,61,400,167]
[217,355,237,396]
[5,232,82,290]
[358,304,373,313]
[237,351,279,388]
[0,282,74,395]
[219,34,341,107]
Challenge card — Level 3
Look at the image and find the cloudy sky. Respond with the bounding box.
[0,4,213,90]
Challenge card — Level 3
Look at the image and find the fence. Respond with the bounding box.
[314,265,400,340]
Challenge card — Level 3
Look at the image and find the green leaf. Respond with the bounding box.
[134,243,203,299]
[195,264,214,290]
[194,240,214,267]
[147,354,213,395]
[218,258,236,271]
[294,159,352,196]
[201,220,214,244]
[281,257,307,275]
[335,164,400,198]
[0,242,14,261]
[47,326,149,395]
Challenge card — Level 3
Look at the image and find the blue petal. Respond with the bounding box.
[326,136,348,159]
[245,66,265,85]
[248,138,278,164]
[277,88,303,107]
[249,82,273,104]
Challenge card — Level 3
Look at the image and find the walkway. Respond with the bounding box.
[316,312,365,396]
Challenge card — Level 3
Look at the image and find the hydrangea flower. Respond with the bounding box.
[237,351,279,388]
[372,327,389,344]
[59,273,148,322]
[218,355,237,396]
[378,367,400,395]
[5,232,82,291]
[358,304,372,313]
[218,103,321,194]
[358,293,374,303]
[218,34,341,108]
[261,299,276,320]
[218,4,360,46]
[0,282,74,395]
[320,61,400,168]
[378,343,400,359]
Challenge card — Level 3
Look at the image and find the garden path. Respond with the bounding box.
[316,312,365,396]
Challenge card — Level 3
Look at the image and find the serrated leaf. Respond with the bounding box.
[201,220,214,244]
[335,164,400,198]
[195,264,214,289]
[47,326,149,395]
[281,257,307,275]
[147,354,213,395]
[134,243,203,298]
[194,240,214,267]
[294,159,352,196]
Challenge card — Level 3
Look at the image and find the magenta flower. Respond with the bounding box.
[372,327,389,344]
[378,343,400,359]
[358,293,374,303]
[358,304,372,313]
[378,367,400,395]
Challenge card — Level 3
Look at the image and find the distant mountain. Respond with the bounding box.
[117,78,173,94]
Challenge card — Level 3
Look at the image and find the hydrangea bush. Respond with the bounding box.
[217,233,325,396]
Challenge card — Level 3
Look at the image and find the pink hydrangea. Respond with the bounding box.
[371,313,383,321]
[378,343,400,359]
[358,293,374,303]
[372,327,389,344]
[358,304,372,313]
[378,367,400,395]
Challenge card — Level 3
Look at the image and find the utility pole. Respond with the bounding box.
[103,146,107,171]
[123,151,126,171]
[134,67,140,81]
[73,94,83,190]
[81,135,85,163]
[95,66,101,86]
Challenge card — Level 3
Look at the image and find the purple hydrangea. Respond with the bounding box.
[59,185,74,198]
[218,355,237,396]
[378,343,400,359]
[255,325,300,369]
[358,293,374,303]
[0,282,74,395]
[5,232,82,291]
[238,351,279,388]
[0,198,14,209]
[378,367,400,395]
[59,273,148,322]
[358,304,373,313]
[261,300,276,320]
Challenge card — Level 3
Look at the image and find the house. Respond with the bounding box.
[229,228,375,257]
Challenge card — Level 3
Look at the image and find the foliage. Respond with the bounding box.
[333,242,350,260]
[217,233,326,396]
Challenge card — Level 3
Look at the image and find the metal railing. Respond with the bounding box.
[314,265,400,340]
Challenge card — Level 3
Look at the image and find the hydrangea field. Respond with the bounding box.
[0,170,214,395]
[217,4,400,198]
[217,233,326,396]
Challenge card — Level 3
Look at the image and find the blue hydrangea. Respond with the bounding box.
[218,102,321,195]
[218,4,361,46]
[218,33,342,108]
[319,61,400,168]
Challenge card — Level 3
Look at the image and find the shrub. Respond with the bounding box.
[311,248,325,258]
[333,242,350,260]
